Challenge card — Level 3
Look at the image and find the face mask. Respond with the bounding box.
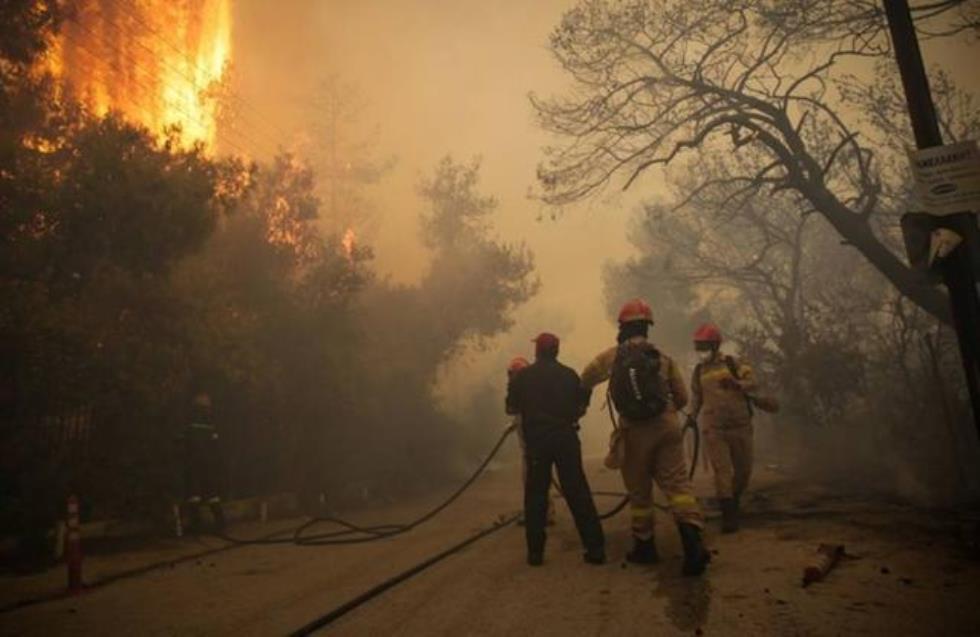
[697,350,714,363]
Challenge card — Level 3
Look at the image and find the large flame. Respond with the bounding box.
[46,0,232,153]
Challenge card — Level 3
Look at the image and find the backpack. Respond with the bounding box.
[609,341,670,421]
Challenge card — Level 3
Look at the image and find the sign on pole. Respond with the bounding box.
[908,140,980,216]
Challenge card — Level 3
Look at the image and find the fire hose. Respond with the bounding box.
[287,514,521,636]
[684,414,701,481]
[215,424,630,547]
[2,422,629,616]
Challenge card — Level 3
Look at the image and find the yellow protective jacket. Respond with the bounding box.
[691,353,757,428]
[581,336,689,426]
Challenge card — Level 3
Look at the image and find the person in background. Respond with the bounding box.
[690,323,757,533]
[181,391,225,533]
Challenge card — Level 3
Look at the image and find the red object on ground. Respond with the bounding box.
[65,495,83,594]
[802,543,845,587]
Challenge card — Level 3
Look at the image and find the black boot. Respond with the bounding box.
[583,546,606,565]
[678,523,710,576]
[527,551,544,566]
[720,498,739,534]
[625,536,659,564]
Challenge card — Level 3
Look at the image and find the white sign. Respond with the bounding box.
[908,140,980,216]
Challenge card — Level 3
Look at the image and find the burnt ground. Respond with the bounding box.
[1,461,978,636]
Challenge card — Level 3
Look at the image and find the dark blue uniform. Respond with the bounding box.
[506,357,604,563]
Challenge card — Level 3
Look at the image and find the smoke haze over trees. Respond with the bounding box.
[537,0,980,501]
[0,4,536,558]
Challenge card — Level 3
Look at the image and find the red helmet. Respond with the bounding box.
[618,298,654,324]
[693,323,722,343]
[507,356,530,374]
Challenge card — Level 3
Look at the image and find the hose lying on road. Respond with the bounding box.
[292,425,519,546]
[0,426,627,615]
[217,425,631,546]
[287,513,522,636]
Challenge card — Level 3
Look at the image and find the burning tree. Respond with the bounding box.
[44,0,233,152]
[1,3,541,561]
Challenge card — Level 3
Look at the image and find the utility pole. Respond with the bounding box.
[883,0,980,438]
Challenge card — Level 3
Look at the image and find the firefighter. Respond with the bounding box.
[506,333,605,566]
[690,324,757,533]
[581,299,709,576]
[181,391,225,532]
[507,356,556,527]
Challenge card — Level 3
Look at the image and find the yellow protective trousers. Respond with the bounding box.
[704,423,753,500]
[620,417,704,540]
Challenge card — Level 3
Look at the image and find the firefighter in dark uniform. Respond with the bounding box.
[506,332,605,566]
[182,391,225,532]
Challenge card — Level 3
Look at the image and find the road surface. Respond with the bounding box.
[1,460,979,636]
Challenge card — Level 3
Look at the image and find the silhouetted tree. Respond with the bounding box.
[532,0,975,322]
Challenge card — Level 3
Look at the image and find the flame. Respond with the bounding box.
[45,0,232,153]
[342,228,356,262]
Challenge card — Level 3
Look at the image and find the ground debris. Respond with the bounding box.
[802,543,845,587]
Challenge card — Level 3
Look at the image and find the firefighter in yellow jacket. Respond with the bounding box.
[690,324,756,533]
[581,299,709,576]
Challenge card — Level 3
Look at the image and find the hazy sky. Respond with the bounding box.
[232,0,648,445]
[231,1,979,446]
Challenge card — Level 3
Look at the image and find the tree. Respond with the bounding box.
[303,76,396,238]
[616,152,870,419]
[755,0,979,46]
[343,157,539,490]
[531,0,976,322]
[0,6,539,551]
[0,106,243,557]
